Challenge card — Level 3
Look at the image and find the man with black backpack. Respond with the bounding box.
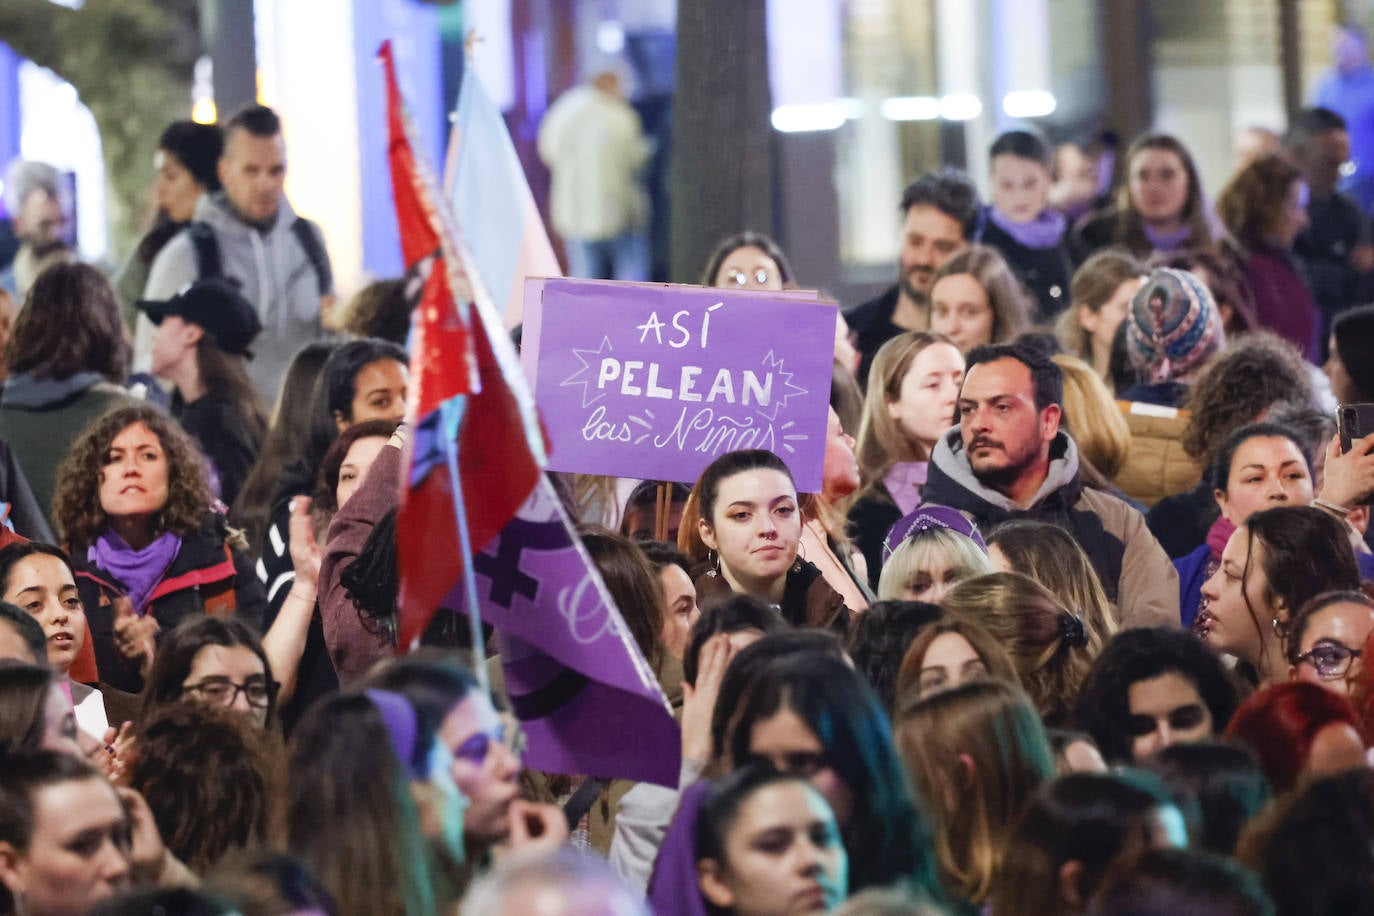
[140,104,333,405]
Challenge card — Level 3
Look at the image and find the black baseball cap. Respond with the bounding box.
[136,278,263,357]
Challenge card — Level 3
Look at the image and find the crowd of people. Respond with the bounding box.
[3,37,1374,916]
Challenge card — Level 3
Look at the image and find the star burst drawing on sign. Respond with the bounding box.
[560,336,614,408]
[755,350,809,422]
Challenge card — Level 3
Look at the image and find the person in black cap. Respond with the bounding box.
[139,278,268,506]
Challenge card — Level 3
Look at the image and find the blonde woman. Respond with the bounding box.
[941,572,1106,727]
[1055,250,1146,383]
[876,506,994,603]
[986,519,1121,633]
[849,332,964,588]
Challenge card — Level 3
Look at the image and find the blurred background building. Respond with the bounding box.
[0,0,1362,306]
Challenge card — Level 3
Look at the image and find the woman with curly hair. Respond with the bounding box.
[52,404,267,693]
[126,701,285,873]
[1075,627,1240,765]
[1215,154,1321,362]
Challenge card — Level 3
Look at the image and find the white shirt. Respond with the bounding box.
[537,86,650,241]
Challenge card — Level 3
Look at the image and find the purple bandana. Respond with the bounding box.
[89,530,181,617]
[989,206,1067,250]
[883,461,929,516]
[882,505,988,563]
[365,688,423,780]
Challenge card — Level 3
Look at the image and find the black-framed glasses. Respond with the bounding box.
[1294,641,1363,680]
[182,676,277,709]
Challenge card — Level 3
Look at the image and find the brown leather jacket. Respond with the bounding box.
[693,558,850,631]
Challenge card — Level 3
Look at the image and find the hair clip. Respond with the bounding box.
[1059,613,1089,649]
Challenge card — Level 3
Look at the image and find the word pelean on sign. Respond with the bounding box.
[522,278,836,491]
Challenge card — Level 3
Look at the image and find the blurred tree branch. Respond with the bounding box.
[0,0,204,257]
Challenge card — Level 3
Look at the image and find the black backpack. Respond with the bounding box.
[186,219,332,295]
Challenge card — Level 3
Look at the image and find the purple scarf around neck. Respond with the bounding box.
[989,206,1066,250]
[89,529,182,616]
[1143,222,1192,253]
[883,461,929,515]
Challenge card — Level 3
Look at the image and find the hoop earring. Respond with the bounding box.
[707,550,719,578]
[1271,617,1285,639]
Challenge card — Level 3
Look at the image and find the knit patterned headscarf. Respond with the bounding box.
[1126,267,1225,384]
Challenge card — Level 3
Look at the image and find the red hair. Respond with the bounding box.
[1225,681,1363,793]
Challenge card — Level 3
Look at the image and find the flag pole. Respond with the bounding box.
[440,396,491,697]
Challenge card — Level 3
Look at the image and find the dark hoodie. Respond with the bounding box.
[921,428,1179,628]
[0,372,138,527]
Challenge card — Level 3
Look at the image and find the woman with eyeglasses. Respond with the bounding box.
[699,230,863,388]
[1288,591,1374,695]
[140,615,277,730]
[700,231,794,292]
[53,405,268,695]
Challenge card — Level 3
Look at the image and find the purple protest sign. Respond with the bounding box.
[526,278,836,490]
[446,475,680,787]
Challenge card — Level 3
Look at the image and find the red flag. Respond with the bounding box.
[382,40,440,271]
[379,40,548,646]
[380,40,475,410]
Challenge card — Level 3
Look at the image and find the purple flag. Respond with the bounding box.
[445,475,680,788]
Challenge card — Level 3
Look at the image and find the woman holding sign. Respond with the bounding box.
[683,449,849,630]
